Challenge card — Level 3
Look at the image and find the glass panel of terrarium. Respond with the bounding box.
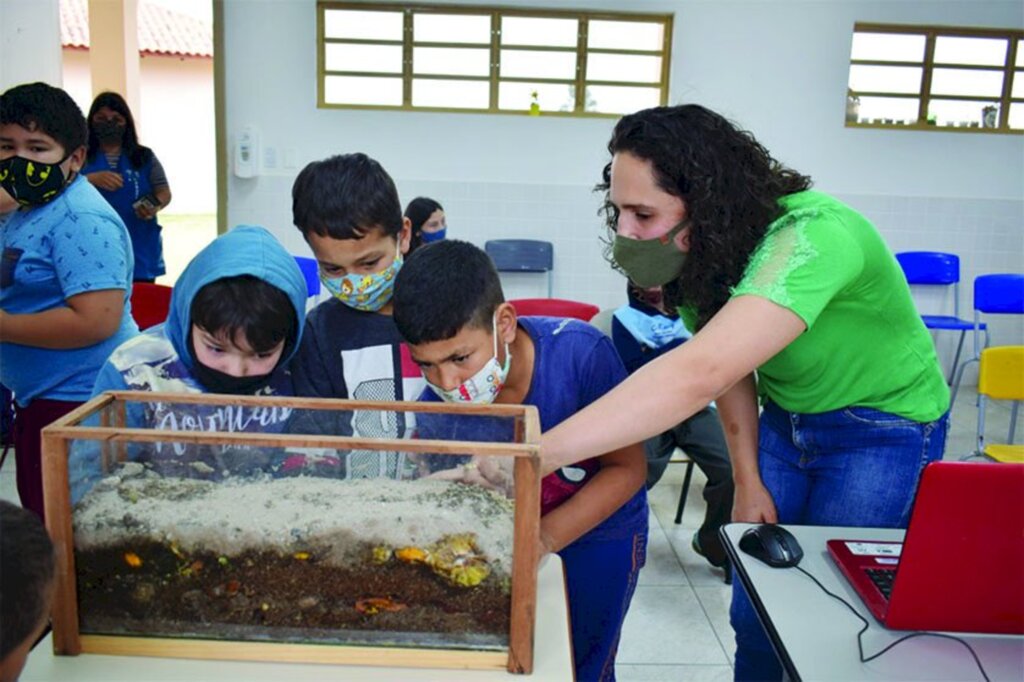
[500,49,576,79]
[850,32,926,62]
[927,99,998,127]
[585,84,661,114]
[414,13,490,44]
[498,81,575,111]
[855,96,920,124]
[324,75,403,106]
[587,20,664,51]
[324,43,402,74]
[934,36,1008,66]
[323,9,402,41]
[501,16,578,47]
[930,68,1004,98]
[849,64,923,94]
[414,46,490,77]
[586,52,662,84]
[412,78,490,108]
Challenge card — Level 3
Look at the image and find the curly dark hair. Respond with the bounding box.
[598,105,812,329]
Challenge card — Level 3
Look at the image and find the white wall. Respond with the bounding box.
[222,0,1023,378]
[0,0,62,90]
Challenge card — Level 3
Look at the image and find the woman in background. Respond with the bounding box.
[83,91,172,282]
[404,196,446,255]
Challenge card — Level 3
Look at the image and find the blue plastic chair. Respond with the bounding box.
[949,273,1024,410]
[485,240,554,297]
[293,255,320,297]
[896,251,983,383]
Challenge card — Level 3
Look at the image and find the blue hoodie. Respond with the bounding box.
[73,226,307,500]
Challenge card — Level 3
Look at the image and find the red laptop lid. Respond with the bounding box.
[885,461,1024,634]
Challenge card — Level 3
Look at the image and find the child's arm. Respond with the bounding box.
[0,289,126,349]
[539,442,646,554]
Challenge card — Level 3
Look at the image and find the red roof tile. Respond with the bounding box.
[61,0,212,59]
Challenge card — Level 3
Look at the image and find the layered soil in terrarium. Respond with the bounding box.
[72,466,515,648]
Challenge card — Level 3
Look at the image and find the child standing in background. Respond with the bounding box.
[393,239,648,682]
[0,82,138,521]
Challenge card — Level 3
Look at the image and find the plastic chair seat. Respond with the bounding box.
[920,315,985,332]
[984,444,1024,463]
[510,298,598,322]
[129,282,173,330]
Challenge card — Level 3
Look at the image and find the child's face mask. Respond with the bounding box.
[426,315,512,405]
[320,242,402,312]
[0,152,73,207]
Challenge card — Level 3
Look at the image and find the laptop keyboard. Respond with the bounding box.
[865,568,896,600]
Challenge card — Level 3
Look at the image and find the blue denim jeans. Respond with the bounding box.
[730,402,949,681]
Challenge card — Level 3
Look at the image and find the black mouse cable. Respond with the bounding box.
[793,565,990,682]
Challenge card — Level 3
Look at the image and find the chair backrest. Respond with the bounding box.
[895,251,960,285]
[293,255,321,297]
[485,240,553,273]
[510,298,599,322]
[974,273,1024,315]
[129,282,173,330]
[978,346,1024,401]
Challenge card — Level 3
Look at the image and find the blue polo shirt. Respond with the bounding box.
[0,175,137,405]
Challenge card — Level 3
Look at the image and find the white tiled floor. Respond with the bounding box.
[0,387,1020,682]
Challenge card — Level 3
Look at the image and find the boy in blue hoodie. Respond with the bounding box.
[77,226,308,495]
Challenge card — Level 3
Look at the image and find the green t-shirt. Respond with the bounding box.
[681,190,949,422]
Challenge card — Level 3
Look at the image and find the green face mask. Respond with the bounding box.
[612,219,689,288]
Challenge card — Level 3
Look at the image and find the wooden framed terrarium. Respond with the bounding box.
[41,391,541,673]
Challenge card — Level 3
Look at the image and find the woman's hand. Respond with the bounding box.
[134,202,158,220]
[732,478,778,523]
[86,171,123,191]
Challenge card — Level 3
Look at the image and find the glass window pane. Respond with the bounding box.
[325,44,402,74]
[324,10,402,41]
[414,13,490,44]
[501,16,578,47]
[850,32,926,62]
[928,99,1001,127]
[587,53,661,83]
[588,20,664,51]
[934,36,1008,66]
[324,76,402,106]
[1012,71,1024,98]
[1018,41,1024,67]
[849,64,922,94]
[500,49,576,80]
[585,84,661,114]
[498,82,575,112]
[412,79,489,109]
[1009,103,1024,129]
[855,96,920,124]
[930,68,1003,97]
[414,47,490,77]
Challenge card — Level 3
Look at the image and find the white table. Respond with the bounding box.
[23,556,574,681]
[722,523,1024,681]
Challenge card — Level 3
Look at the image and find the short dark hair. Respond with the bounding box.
[190,275,296,354]
[404,196,444,254]
[292,153,403,241]
[0,501,55,660]
[0,82,87,154]
[86,91,152,168]
[393,240,504,345]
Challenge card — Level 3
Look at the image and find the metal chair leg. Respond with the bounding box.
[948,330,966,385]
[673,459,695,525]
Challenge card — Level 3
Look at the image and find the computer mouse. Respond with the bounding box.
[739,524,803,568]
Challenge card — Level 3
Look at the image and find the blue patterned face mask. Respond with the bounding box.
[320,242,403,312]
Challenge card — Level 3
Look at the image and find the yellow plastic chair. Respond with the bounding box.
[973,345,1024,463]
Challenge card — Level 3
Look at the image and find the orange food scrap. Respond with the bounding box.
[395,547,428,564]
[293,551,311,561]
[355,597,408,615]
[189,560,204,574]
[123,552,143,568]
[225,579,241,595]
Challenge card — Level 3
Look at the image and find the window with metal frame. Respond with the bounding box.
[317,2,673,117]
[846,23,1024,133]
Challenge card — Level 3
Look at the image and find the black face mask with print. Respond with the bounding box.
[0,153,72,206]
[93,119,125,143]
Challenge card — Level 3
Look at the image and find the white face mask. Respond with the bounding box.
[425,315,511,405]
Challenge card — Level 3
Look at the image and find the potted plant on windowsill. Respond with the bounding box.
[845,89,861,123]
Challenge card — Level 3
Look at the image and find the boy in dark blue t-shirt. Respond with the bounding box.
[392,240,648,682]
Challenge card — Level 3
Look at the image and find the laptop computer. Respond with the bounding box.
[827,461,1024,635]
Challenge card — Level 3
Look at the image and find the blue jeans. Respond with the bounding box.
[730,402,948,681]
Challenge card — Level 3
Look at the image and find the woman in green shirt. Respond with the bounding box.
[540,105,949,681]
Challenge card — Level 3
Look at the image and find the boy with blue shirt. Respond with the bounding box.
[0,82,137,521]
[392,240,648,682]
